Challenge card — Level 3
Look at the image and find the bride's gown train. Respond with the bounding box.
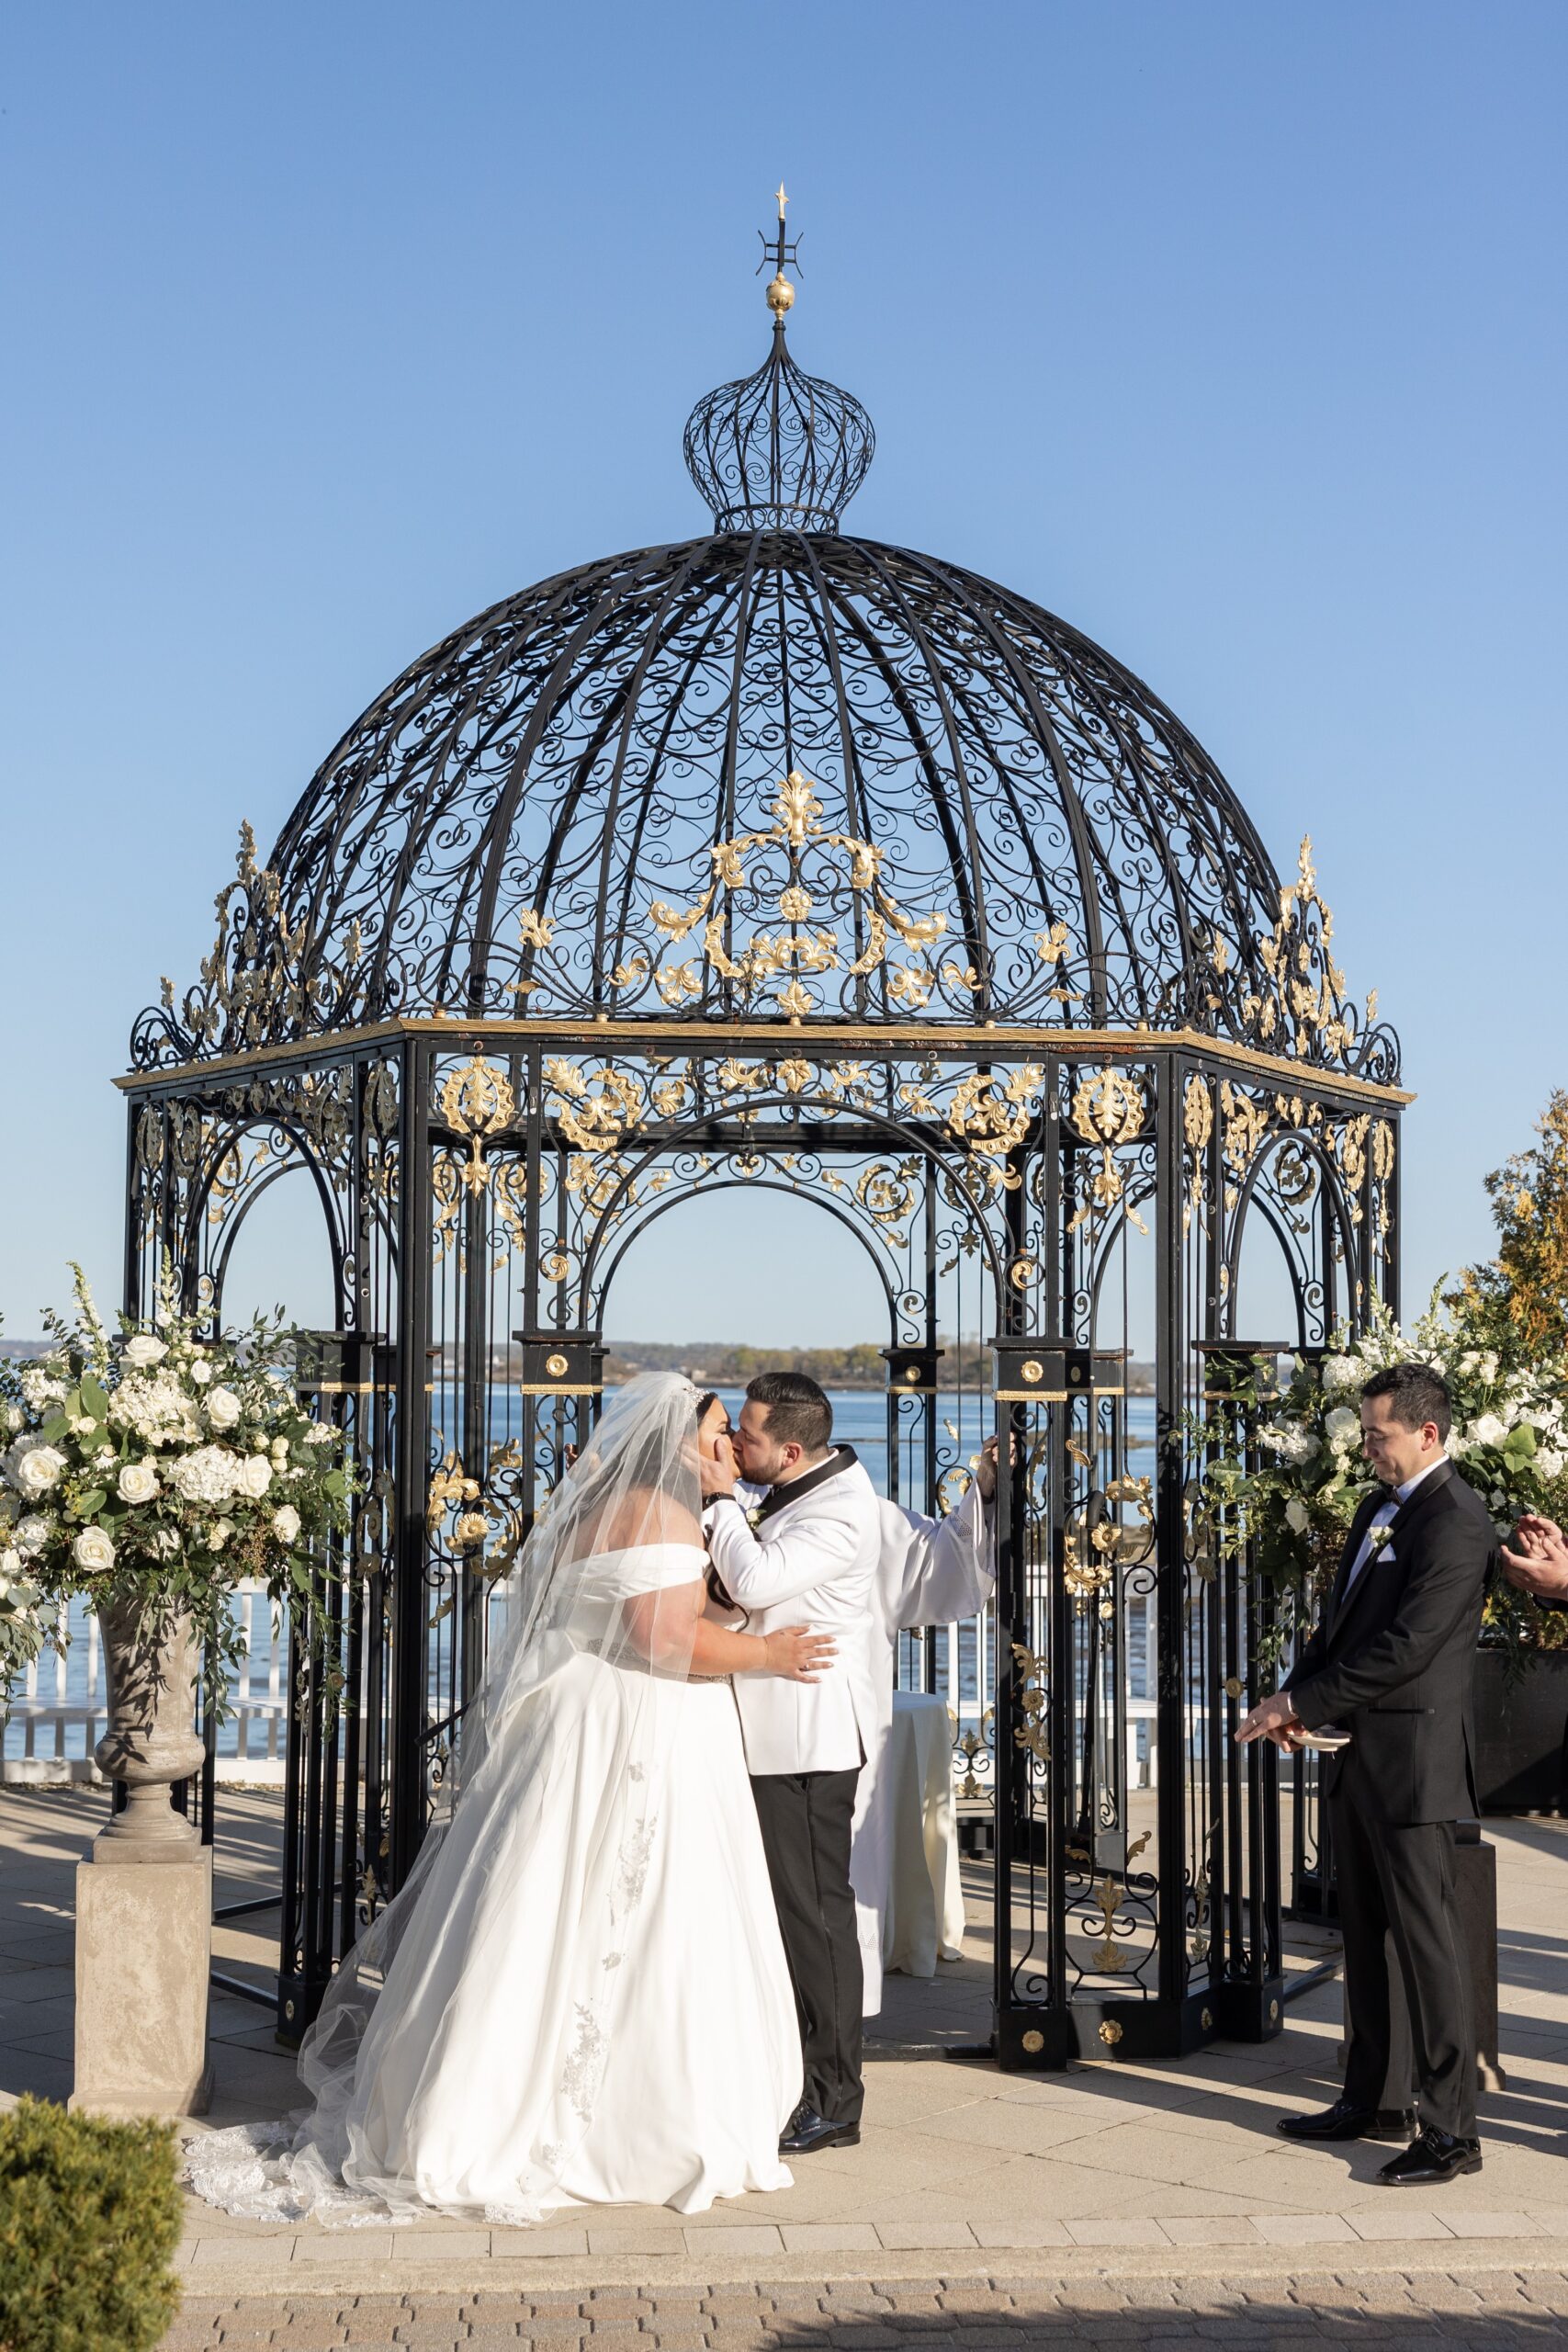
[188,1542,801,2223]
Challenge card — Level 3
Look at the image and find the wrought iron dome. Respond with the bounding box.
[132,199,1398,1089]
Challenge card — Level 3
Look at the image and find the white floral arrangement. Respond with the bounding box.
[0,1264,354,1721]
[1190,1289,1568,1668]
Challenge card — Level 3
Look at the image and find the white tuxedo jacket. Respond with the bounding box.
[705,1450,882,1777]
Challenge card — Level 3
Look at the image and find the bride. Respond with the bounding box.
[189,1373,827,2223]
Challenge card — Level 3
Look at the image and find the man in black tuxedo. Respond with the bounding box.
[1237,1361,1494,2188]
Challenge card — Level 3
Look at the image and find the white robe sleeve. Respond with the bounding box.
[878,1481,996,1632]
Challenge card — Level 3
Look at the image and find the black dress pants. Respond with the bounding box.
[750,1766,863,2126]
[1328,1781,1477,2137]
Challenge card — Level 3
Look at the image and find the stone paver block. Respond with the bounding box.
[585,2228,687,2257]
[1159,2218,1262,2246]
[1064,2218,1172,2248]
[1344,2208,1454,2243]
[872,2222,977,2250]
[390,2229,495,2264]
[293,2230,397,2264]
[782,2226,884,2254]
[490,2228,592,2259]
[968,2222,1074,2249]
[1249,2214,1358,2245]
[680,2225,784,2259]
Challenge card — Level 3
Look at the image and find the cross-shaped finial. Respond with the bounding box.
[757,185,803,313]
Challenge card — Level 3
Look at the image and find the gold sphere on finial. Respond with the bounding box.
[766,271,795,319]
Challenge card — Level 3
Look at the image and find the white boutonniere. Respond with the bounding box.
[747,1507,763,1532]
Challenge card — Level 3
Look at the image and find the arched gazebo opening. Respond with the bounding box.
[121,198,1405,2066]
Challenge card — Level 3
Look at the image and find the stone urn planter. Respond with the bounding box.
[93,1596,207,1855]
[1473,1645,1568,1815]
[72,1595,213,2118]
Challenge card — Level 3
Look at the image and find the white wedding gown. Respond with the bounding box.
[188,1543,802,2223]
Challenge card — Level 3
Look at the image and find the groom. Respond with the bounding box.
[701,1371,880,2156]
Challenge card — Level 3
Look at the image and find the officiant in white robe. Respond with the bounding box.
[856,1452,997,2016]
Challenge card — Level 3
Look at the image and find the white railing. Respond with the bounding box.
[2,1582,288,1786]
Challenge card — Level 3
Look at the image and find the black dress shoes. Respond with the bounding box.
[1277,2096,1418,2143]
[779,2103,862,2155]
[1378,2127,1483,2186]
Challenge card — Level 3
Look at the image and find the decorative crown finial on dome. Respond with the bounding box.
[682,191,874,533]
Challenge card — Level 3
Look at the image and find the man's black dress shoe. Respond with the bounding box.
[779,2104,861,2155]
[1378,2127,1482,2186]
[1277,2096,1417,2143]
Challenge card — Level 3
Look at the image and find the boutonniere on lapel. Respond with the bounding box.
[746,1506,763,1532]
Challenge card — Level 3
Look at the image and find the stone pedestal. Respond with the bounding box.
[71,1843,214,2118]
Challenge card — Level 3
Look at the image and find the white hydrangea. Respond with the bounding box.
[1539,1446,1566,1477]
[1259,1423,1317,1464]
[108,1374,201,1447]
[304,1424,335,1447]
[122,1333,167,1370]
[235,1454,273,1500]
[1319,1355,1361,1398]
[14,1514,52,1556]
[18,1365,67,1411]
[166,1445,243,1507]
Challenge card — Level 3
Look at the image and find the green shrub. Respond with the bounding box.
[0,2096,183,2352]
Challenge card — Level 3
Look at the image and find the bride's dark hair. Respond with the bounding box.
[694,1389,746,1623]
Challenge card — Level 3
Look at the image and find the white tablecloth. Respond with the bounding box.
[882,1690,966,1978]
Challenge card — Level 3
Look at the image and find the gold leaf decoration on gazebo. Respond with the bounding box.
[588,768,958,1021]
[436,1055,516,1194]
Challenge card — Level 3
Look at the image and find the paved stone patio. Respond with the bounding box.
[158,2266,1568,2348]
[2,1783,1566,2344]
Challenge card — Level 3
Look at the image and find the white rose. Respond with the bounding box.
[73,1526,116,1576]
[1324,1406,1359,1452]
[7,1442,67,1499]
[208,1521,230,1553]
[270,1436,289,1463]
[236,1454,273,1499]
[205,1387,242,1430]
[3,1406,21,1432]
[122,1333,167,1370]
[273,1504,302,1545]
[1284,1497,1311,1534]
[0,1546,20,1581]
[189,1359,213,1385]
[1469,1413,1507,1450]
[118,1461,160,1505]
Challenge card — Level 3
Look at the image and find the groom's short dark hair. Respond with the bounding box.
[747,1371,832,1455]
[1361,1360,1451,1441]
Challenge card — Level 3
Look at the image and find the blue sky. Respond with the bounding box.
[2,2,1563,1348]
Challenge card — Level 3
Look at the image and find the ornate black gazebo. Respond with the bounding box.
[122,199,1405,2064]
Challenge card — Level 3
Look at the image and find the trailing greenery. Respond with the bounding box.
[0,2097,184,2352]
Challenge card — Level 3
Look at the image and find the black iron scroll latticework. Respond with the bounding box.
[121,198,1406,2064]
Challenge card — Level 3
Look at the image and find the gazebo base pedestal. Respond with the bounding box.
[71,1845,213,2119]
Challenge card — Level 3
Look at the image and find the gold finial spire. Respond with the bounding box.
[759,185,801,323]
